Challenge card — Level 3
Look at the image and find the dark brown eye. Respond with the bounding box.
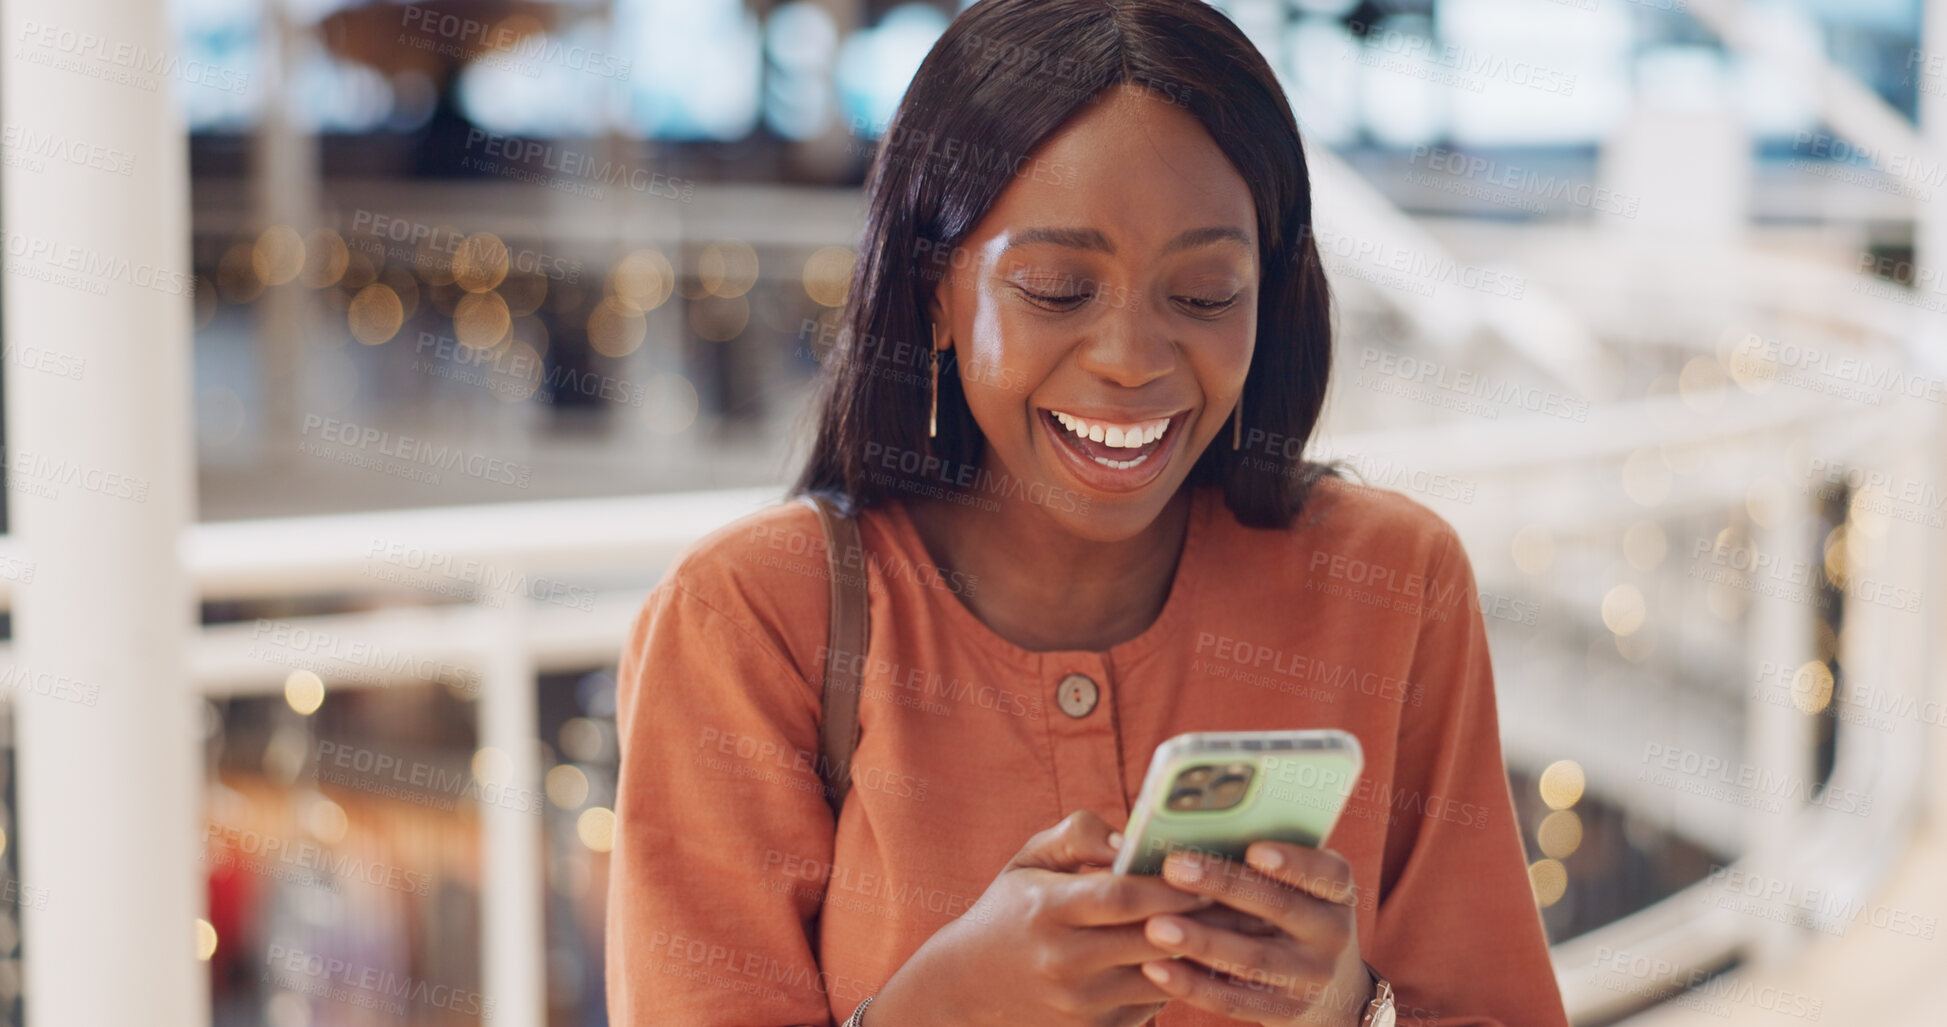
[1019,287,1092,310]
[1178,294,1238,314]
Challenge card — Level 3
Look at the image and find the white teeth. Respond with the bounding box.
[1049,410,1173,451]
[1090,451,1151,470]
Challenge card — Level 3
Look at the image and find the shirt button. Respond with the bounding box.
[1056,673,1099,718]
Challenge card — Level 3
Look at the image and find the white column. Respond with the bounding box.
[1914,0,1947,829]
[2,1,200,1026]
[479,604,545,1023]
[1739,467,1816,970]
[252,0,319,464]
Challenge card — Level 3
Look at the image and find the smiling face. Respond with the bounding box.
[931,84,1260,543]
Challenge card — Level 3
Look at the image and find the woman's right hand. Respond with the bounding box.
[865,810,1218,1027]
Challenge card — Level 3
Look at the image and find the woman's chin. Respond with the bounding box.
[1030,479,1183,544]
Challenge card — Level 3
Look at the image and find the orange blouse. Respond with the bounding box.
[607,477,1569,1026]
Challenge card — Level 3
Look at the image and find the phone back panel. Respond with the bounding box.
[1118,732,1362,875]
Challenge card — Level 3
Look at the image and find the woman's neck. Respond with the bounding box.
[904,475,1195,653]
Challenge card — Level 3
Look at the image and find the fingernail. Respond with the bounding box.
[1142,962,1172,987]
[1248,845,1284,871]
[1149,917,1185,945]
[1107,831,1123,850]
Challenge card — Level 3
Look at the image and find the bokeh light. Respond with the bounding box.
[1538,760,1585,810]
[283,670,325,716]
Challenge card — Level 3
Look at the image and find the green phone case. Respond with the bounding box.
[1112,729,1364,875]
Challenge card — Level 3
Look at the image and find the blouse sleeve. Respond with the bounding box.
[605,574,846,1027]
[1364,527,1570,1027]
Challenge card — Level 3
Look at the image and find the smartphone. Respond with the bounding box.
[1112,729,1364,875]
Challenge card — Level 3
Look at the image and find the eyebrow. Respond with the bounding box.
[1002,225,1251,256]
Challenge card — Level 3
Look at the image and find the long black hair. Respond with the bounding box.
[789,0,1335,528]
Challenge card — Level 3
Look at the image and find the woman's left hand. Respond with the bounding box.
[1137,842,1372,1025]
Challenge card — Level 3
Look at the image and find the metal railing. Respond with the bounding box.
[1,351,1926,1022]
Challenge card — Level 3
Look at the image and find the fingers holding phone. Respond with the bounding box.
[1137,843,1369,1025]
[1103,730,1373,1024]
[869,809,1220,1027]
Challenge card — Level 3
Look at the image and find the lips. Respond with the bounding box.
[1038,406,1188,493]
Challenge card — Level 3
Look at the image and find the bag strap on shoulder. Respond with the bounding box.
[797,492,869,821]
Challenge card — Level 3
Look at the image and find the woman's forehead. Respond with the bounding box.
[966,88,1257,258]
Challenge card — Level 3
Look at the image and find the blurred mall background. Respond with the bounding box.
[3,0,1946,1023]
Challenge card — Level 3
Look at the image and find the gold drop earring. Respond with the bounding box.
[929,323,942,439]
[1231,391,1242,450]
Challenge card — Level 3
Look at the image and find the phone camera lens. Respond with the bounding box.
[1209,773,1250,807]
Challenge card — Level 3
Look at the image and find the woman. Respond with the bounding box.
[608,1,1569,1025]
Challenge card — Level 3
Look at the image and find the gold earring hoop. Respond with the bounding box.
[1231,393,1242,450]
[929,323,942,439]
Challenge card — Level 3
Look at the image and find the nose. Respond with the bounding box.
[1073,292,1177,389]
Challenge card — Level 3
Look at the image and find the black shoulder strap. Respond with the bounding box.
[798,493,869,821]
